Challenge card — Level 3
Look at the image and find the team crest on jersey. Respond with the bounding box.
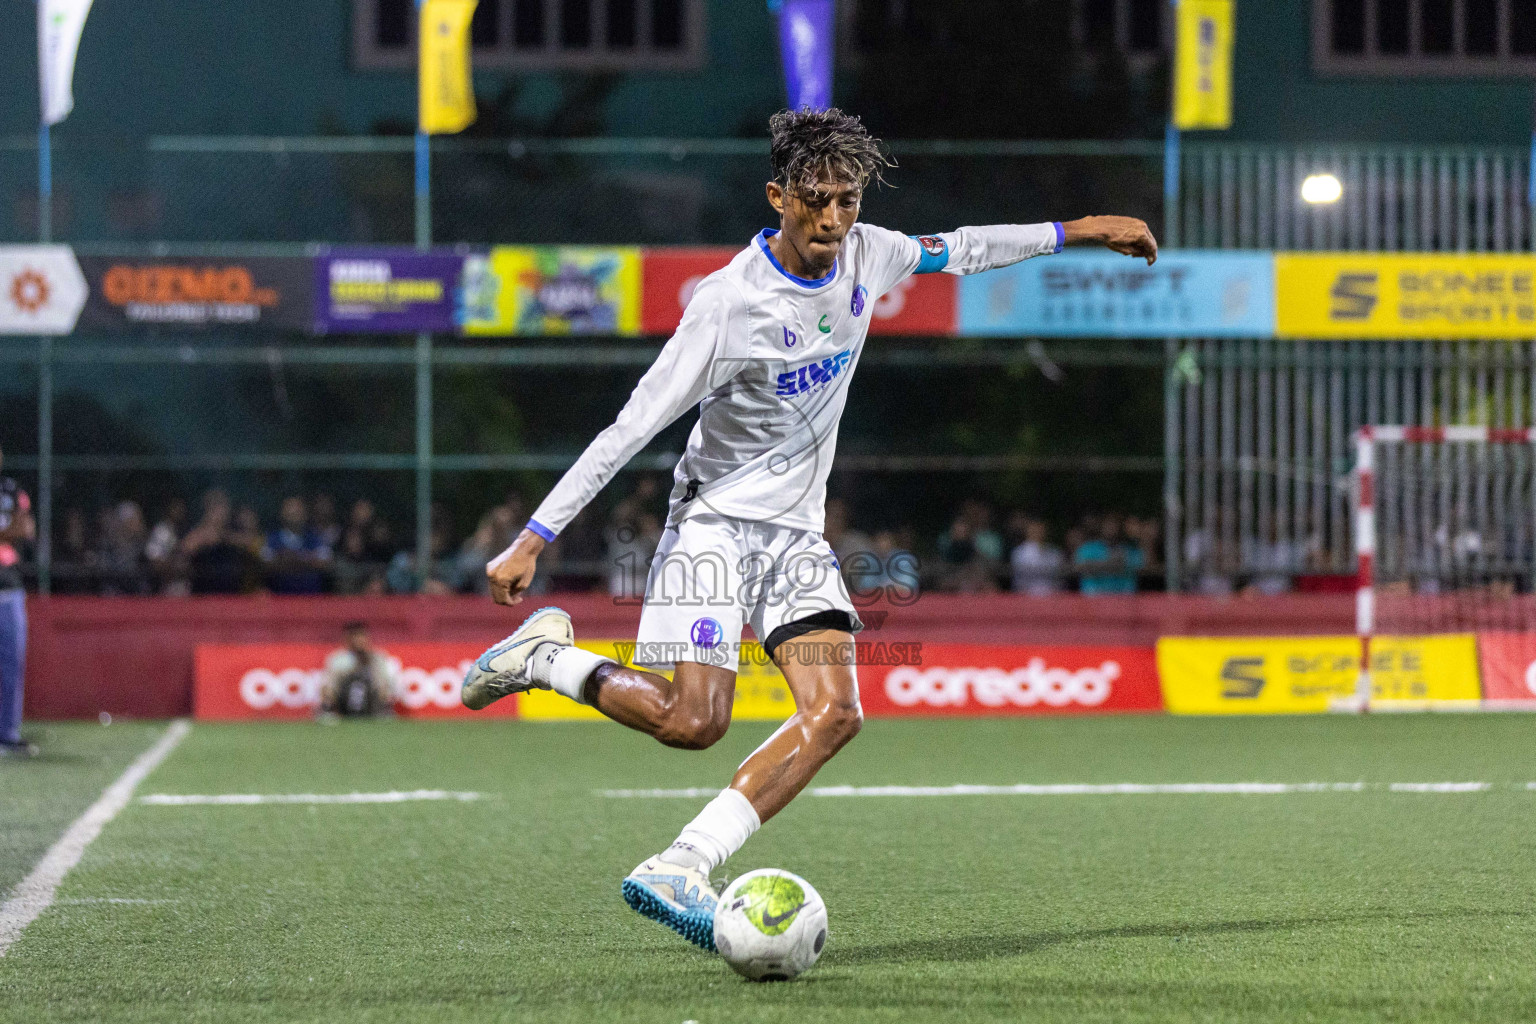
[691,617,724,649]
[917,235,947,257]
[851,285,867,317]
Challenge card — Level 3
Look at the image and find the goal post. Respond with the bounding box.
[1351,425,1536,712]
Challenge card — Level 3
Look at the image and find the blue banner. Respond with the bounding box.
[958,251,1275,338]
[774,0,834,111]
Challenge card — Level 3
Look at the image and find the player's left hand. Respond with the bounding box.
[1063,215,1158,265]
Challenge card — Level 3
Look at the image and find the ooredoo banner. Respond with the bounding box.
[857,644,1162,717]
[1157,634,1482,714]
[194,643,512,720]
[641,248,957,336]
[77,256,313,331]
[1476,632,1536,704]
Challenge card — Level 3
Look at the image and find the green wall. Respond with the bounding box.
[1,0,1531,144]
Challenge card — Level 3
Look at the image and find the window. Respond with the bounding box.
[354,0,705,71]
[1315,0,1536,75]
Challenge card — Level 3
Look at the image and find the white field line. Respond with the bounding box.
[0,719,191,957]
[138,789,482,806]
[598,781,1520,799]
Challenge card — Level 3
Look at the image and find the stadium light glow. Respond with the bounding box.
[1301,173,1343,204]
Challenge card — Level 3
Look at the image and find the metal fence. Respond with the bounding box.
[1163,143,1536,590]
[5,136,1536,594]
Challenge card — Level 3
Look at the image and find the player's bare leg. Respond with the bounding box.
[585,660,737,750]
[621,629,860,950]
[728,629,861,821]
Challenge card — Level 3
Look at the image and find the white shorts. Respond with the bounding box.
[634,513,863,670]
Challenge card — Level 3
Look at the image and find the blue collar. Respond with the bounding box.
[755,229,839,289]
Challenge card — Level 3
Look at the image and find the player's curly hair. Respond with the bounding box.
[768,107,894,197]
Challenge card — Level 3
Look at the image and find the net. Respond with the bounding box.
[1354,426,1536,709]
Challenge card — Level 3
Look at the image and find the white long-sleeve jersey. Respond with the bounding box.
[526,220,1064,541]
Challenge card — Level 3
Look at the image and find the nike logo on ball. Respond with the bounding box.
[761,902,805,929]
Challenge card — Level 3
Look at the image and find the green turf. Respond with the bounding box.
[0,720,169,897]
[4,714,1536,1023]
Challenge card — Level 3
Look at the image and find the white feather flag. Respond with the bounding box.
[38,0,94,126]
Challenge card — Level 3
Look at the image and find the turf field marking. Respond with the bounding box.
[138,789,483,806]
[0,719,191,958]
[599,781,1519,798]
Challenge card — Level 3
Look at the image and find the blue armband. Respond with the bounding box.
[909,234,950,274]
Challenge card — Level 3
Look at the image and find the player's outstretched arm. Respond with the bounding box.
[1061,215,1158,264]
[483,277,743,607]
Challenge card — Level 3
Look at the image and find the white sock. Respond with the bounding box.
[529,644,612,705]
[671,788,760,872]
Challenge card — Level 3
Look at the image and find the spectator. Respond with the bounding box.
[57,507,95,593]
[936,513,1000,593]
[145,498,189,595]
[850,528,919,599]
[1245,523,1300,597]
[824,498,874,567]
[263,496,332,595]
[98,501,149,595]
[229,505,266,560]
[311,494,342,551]
[335,499,394,595]
[1074,514,1141,595]
[455,502,519,595]
[181,489,251,595]
[387,511,456,595]
[0,442,37,756]
[318,622,399,718]
[606,510,662,600]
[1010,519,1065,596]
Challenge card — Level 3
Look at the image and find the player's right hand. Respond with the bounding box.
[487,529,545,606]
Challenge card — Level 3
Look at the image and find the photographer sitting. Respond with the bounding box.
[318,622,399,718]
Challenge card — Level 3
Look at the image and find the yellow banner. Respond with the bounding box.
[516,640,797,722]
[418,0,478,135]
[1157,634,1481,714]
[1276,253,1536,339]
[461,246,642,336]
[1173,0,1234,130]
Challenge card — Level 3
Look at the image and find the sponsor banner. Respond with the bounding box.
[857,644,1162,717]
[194,643,515,720]
[314,248,464,333]
[641,248,957,336]
[1475,632,1536,703]
[959,251,1274,337]
[462,246,641,336]
[0,245,87,334]
[1276,253,1536,339]
[77,256,313,331]
[520,641,797,721]
[1157,634,1481,714]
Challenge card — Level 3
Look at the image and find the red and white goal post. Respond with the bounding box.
[1352,425,1536,711]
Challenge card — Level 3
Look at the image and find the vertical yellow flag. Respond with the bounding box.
[419,0,479,135]
[1173,0,1233,130]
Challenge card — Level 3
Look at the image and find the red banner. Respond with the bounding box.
[857,644,1161,717]
[194,643,516,720]
[1476,632,1536,703]
[641,248,957,336]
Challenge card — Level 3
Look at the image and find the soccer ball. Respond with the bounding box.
[712,869,828,981]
